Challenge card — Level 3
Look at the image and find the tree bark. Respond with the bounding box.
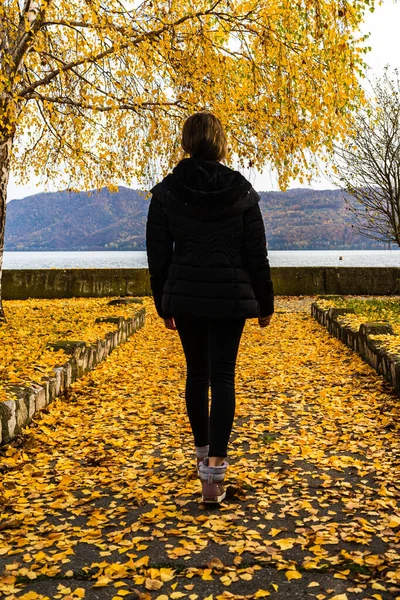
[0,134,13,323]
[0,1,43,323]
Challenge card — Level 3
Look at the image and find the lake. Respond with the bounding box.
[3,250,400,269]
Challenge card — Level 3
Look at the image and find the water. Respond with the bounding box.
[3,249,400,269]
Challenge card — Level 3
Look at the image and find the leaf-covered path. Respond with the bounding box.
[1,297,400,600]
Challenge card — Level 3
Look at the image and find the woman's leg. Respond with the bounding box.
[208,318,246,463]
[174,314,210,448]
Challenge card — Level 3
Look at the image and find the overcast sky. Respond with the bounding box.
[8,1,400,200]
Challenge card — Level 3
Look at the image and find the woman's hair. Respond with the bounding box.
[181,112,227,162]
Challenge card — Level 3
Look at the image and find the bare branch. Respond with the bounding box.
[332,69,400,246]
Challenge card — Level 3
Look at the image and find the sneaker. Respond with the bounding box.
[198,458,228,503]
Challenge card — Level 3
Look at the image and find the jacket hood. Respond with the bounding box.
[151,157,260,221]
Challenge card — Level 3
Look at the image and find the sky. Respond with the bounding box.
[8,1,400,201]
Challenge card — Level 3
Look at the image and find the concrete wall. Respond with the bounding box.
[3,268,152,300]
[272,266,400,296]
[3,267,400,299]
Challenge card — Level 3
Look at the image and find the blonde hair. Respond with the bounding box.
[181,112,227,162]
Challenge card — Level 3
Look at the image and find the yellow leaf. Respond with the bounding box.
[206,557,224,569]
[93,576,112,587]
[388,516,400,528]
[254,591,270,598]
[172,548,190,557]
[285,571,302,581]
[269,528,281,537]
[59,475,72,487]
[372,583,386,591]
[134,556,149,567]
[160,568,175,582]
[330,595,348,600]
[274,538,294,550]
[144,579,163,591]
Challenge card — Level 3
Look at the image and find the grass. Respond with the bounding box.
[261,434,277,444]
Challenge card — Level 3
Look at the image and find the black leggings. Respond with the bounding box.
[174,314,246,458]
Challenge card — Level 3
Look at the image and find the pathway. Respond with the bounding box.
[0,297,399,600]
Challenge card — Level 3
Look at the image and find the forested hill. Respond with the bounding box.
[259,188,385,250]
[5,185,385,251]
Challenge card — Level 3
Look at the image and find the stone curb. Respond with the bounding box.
[0,307,146,445]
[311,299,400,395]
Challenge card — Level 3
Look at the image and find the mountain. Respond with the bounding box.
[5,187,148,251]
[258,188,386,250]
[4,185,387,251]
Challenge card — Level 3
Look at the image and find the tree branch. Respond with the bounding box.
[18,1,253,99]
[26,92,187,112]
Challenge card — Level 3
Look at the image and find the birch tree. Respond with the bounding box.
[1,0,375,320]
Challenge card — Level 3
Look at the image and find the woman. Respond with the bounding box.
[146,112,274,503]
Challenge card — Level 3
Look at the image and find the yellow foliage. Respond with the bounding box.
[1,1,375,191]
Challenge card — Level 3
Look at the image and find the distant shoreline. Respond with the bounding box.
[4,246,392,252]
[3,249,400,270]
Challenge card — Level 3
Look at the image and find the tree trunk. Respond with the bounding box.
[0,134,13,323]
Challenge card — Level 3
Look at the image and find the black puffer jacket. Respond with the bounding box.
[145,157,274,320]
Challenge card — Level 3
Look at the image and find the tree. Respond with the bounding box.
[1,0,375,320]
[332,68,400,247]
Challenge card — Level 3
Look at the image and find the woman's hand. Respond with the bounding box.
[258,315,273,328]
[164,316,177,330]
